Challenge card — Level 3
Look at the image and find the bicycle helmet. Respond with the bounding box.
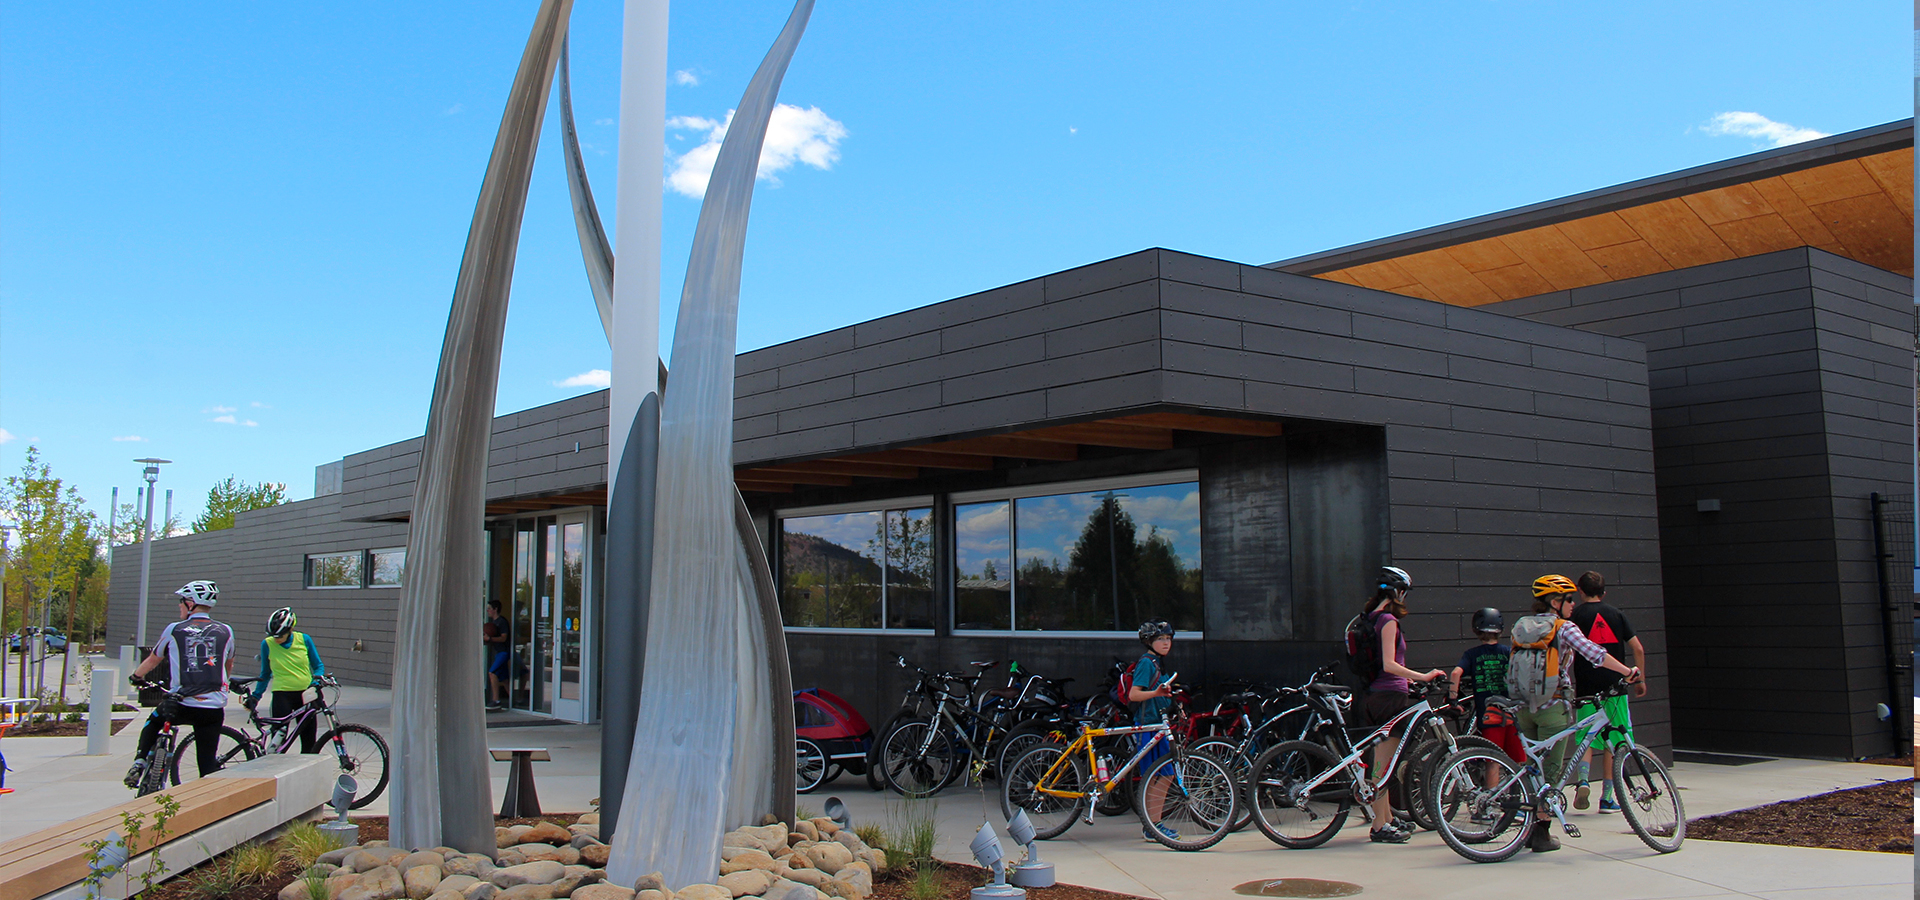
[1471,607,1504,634]
[174,580,220,607]
[1138,620,1175,646]
[1378,566,1412,593]
[266,607,297,638]
[1530,574,1578,598]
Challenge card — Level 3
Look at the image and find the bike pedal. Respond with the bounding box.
[1562,823,1581,838]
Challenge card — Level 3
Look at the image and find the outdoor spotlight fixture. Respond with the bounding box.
[320,774,360,848]
[824,796,851,830]
[90,831,129,884]
[968,822,1025,900]
[1004,809,1054,888]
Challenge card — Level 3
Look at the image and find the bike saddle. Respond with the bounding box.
[1309,682,1352,695]
[969,660,999,670]
[985,686,1022,700]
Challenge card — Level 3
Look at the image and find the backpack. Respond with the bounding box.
[1110,664,1135,708]
[1344,611,1383,685]
[1506,614,1567,711]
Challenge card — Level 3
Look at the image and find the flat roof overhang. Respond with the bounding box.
[1268,119,1913,305]
[734,410,1284,494]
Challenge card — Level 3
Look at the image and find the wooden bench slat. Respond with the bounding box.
[0,778,275,900]
[0,779,236,865]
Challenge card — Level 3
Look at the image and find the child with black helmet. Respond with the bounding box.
[1450,607,1523,763]
[1128,619,1177,841]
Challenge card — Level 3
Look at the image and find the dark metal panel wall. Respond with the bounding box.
[1200,437,1292,641]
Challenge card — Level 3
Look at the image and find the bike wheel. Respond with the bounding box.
[138,745,171,796]
[1429,746,1531,863]
[1405,735,1502,832]
[1000,744,1086,840]
[168,725,259,785]
[1137,749,1239,851]
[1248,740,1352,849]
[878,718,959,797]
[1189,738,1254,833]
[796,738,830,794]
[318,724,391,808]
[994,719,1070,778]
[1613,744,1684,853]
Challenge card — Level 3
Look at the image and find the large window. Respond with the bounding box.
[955,474,1202,634]
[779,502,934,630]
[369,548,406,587]
[305,551,364,589]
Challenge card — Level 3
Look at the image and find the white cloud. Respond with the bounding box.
[244,419,258,427]
[674,70,700,87]
[212,414,237,424]
[1703,112,1828,148]
[444,103,464,116]
[664,104,847,198]
[250,401,270,409]
[205,405,236,414]
[1069,126,1077,134]
[594,118,614,127]
[112,435,147,442]
[0,428,13,445]
[555,369,612,389]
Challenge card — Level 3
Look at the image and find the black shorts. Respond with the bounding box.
[1362,689,1417,734]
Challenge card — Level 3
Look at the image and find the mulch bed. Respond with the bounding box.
[4,719,131,736]
[1689,778,1913,854]
[874,862,1143,900]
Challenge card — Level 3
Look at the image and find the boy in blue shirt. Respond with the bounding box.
[1128,620,1176,841]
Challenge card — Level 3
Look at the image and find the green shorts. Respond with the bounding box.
[1573,693,1634,751]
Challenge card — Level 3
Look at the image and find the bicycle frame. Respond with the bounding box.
[1288,694,1442,805]
[1483,700,1620,811]
[1030,720,1174,815]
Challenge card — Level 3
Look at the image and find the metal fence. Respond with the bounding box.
[1869,491,1913,755]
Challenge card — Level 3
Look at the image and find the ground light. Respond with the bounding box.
[1003,810,1052,888]
[967,822,1023,900]
[321,774,359,847]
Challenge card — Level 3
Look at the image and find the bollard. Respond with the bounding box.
[87,664,116,755]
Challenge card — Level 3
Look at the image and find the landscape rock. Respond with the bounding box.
[631,873,667,894]
[384,849,415,869]
[806,819,839,837]
[320,848,358,867]
[719,850,777,875]
[520,845,581,866]
[747,824,789,853]
[553,870,603,897]
[446,856,496,878]
[790,821,818,843]
[406,864,445,899]
[718,869,775,897]
[676,884,731,900]
[438,875,481,895]
[853,850,885,876]
[781,869,829,888]
[404,852,447,873]
[803,844,852,874]
[348,850,391,874]
[721,833,759,851]
[497,850,529,867]
[818,882,858,900]
[492,860,566,888]
[579,844,610,867]
[831,866,871,897]
[575,812,601,825]
[283,879,320,900]
[571,887,633,900]
[341,865,406,900]
[426,891,465,900]
[635,891,670,900]
[365,842,392,849]
[463,884,499,900]
[497,885,557,900]
[496,828,517,847]
[830,833,863,855]
[769,886,820,900]
[523,822,574,846]
[568,824,601,840]
[506,825,535,842]
[570,834,602,851]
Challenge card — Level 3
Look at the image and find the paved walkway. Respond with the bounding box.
[2,670,1909,900]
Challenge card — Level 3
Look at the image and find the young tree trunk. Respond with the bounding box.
[60,574,80,705]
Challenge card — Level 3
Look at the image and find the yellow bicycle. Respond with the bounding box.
[998,715,1239,850]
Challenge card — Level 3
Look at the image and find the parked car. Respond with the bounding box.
[6,627,68,653]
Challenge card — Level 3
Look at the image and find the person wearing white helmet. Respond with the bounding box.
[126,580,236,787]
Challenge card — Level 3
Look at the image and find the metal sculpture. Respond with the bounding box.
[606,0,815,887]
[388,0,573,855]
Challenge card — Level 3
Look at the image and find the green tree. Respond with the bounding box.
[191,477,286,532]
[1,447,99,697]
[107,499,182,545]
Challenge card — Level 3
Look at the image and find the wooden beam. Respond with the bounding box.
[919,435,1080,461]
[1015,422,1175,450]
[734,469,855,487]
[1108,413,1285,438]
[841,448,995,471]
[750,459,921,480]
[734,480,795,494]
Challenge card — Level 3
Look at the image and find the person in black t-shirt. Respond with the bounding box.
[485,601,511,709]
[1569,571,1645,813]
[1449,607,1523,762]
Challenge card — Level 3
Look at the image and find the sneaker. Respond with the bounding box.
[1526,823,1560,852]
[1369,822,1411,844]
[1391,816,1417,833]
[1598,797,1620,813]
[1142,823,1179,842]
[1573,783,1591,810]
[123,760,146,790]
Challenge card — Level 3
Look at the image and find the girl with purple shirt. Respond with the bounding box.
[1361,566,1446,844]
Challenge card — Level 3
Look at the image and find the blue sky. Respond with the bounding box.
[0,1,1909,528]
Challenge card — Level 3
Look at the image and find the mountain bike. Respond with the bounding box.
[127,679,259,795]
[1187,664,1354,833]
[1426,680,1681,862]
[876,655,1059,796]
[209,674,392,808]
[999,701,1239,851]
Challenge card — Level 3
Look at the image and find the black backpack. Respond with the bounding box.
[1344,611,1382,685]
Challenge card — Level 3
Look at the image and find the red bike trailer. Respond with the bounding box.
[794,687,876,793]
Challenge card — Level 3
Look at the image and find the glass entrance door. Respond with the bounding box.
[499,511,594,722]
[551,513,588,722]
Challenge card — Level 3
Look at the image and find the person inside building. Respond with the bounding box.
[1568,570,1646,813]
[1360,565,1447,844]
[252,607,326,752]
[485,600,510,709]
[126,580,236,786]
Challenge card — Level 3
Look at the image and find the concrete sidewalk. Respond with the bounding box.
[3,679,1909,900]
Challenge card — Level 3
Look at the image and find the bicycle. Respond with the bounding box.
[211,674,392,808]
[1188,664,1357,833]
[1245,678,1466,848]
[127,679,259,795]
[1425,680,1682,862]
[876,654,1038,796]
[999,700,1240,851]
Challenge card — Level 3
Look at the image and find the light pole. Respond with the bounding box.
[133,458,170,650]
[1094,491,1128,630]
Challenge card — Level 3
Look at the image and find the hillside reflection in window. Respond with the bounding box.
[956,481,1202,633]
[780,507,934,629]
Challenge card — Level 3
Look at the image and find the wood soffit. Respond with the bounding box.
[734,413,1284,494]
[1301,147,1913,306]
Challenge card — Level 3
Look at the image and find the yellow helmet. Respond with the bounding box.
[1531,574,1578,598]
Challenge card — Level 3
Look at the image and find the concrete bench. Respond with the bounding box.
[0,753,335,900]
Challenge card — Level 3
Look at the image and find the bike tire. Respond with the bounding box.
[1428,746,1531,863]
[1406,734,1503,831]
[1247,740,1352,849]
[1612,743,1684,853]
[1188,737,1254,833]
[318,723,391,809]
[877,718,960,797]
[167,725,259,786]
[138,745,171,797]
[999,744,1086,840]
[993,718,1072,778]
[1137,749,1239,851]
[796,738,830,794]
